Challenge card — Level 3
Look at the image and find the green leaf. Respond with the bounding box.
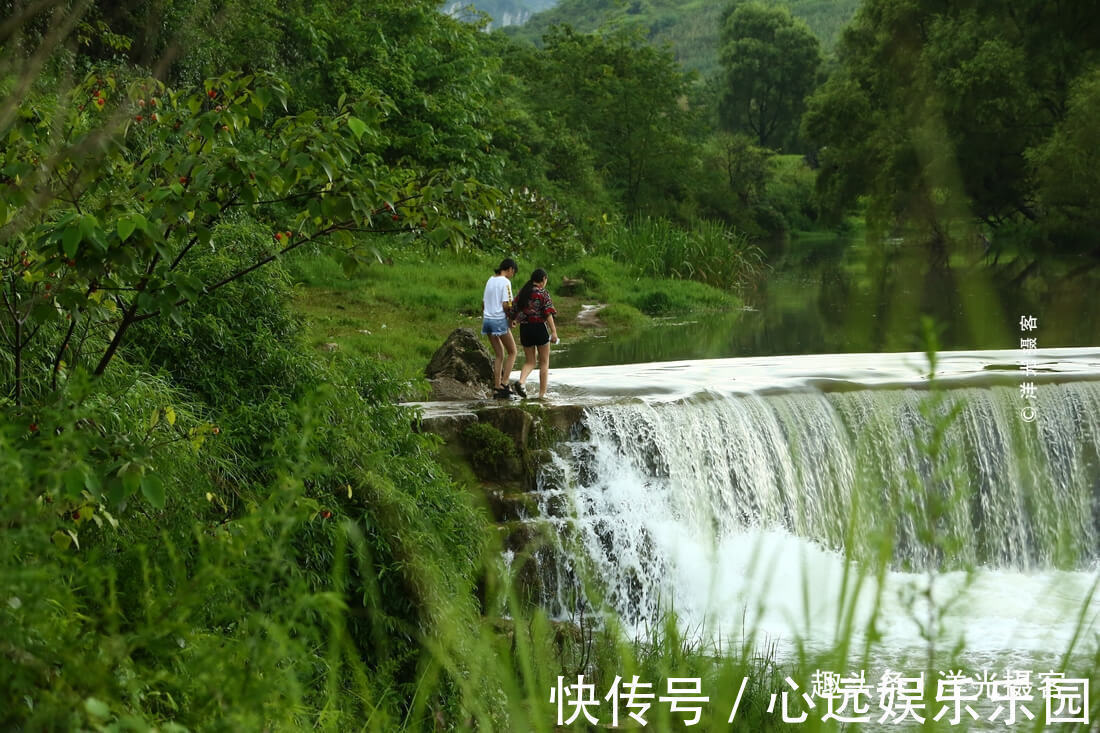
[341,254,359,278]
[347,116,368,140]
[84,697,110,719]
[84,470,102,494]
[62,466,86,497]
[62,226,82,257]
[106,478,127,507]
[427,228,450,248]
[119,463,142,496]
[141,474,165,509]
[28,300,57,325]
[117,216,136,242]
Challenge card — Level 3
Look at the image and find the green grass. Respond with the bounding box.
[288,252,490,388]
[286,248,740,386]
[594,218,766,290]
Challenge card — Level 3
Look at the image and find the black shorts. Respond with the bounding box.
[519,322,550,347]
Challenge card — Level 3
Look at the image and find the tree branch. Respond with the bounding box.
[93,252,161,375]
[224,188,327,208]
[50,280,97,391]
[131,221,353,324]
[51,316,77,391]
[169,192,239,271]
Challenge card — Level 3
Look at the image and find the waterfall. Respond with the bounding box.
[530,378,1100,657]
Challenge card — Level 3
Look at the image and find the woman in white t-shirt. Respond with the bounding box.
[482,258,518,399]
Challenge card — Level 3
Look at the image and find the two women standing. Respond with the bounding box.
[480,261,558,400]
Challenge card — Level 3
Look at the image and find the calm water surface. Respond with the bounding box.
[555,236,1100,368]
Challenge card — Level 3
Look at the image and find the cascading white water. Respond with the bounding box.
[532,378,1100,664]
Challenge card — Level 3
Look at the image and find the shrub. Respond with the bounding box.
[593,217,765,291]
[126,215,319,408]
[632,289,675,315]
[469,187,586,266]
[599,303,648,328]
[0,369,339,730]
[463,421,517,478]
[764,154,821,232]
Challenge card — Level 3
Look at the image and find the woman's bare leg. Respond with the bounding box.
[488,334,505,388]
[537,343,551,398]
[501,330,518,385]
[519,345,536,387]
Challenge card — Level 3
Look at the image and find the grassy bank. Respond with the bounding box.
[287,249,741,392]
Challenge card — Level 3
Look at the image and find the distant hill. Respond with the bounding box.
[443,0,559,29]
[504,0,861,76]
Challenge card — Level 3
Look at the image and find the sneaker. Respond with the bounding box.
[493,387,513,400]
[510,381,527,398]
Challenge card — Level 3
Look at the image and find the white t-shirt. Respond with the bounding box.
[483,274,513,319]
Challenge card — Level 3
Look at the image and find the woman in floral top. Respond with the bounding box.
[511,268,558,399]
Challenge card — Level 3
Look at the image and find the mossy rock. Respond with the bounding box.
[415,411,478,443]
[462,421,523,481]
[425,327,494,384]
[485,488,538,522]
[498,521,562,609]
[475,406,535,452]
[542,404,587,439]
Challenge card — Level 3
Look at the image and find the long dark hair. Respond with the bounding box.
[514,268,548,313]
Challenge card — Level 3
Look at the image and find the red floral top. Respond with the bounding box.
[514,288,556,324]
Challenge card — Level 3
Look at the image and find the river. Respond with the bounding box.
[515,241,1100,726]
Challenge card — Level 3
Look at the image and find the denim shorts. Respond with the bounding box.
[481,316,509,336]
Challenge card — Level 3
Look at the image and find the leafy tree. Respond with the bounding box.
[695,132,772,229]
[718,2,822,149]
[518,25,698,218]
[708,132,770,203]
[71,0,503,178]
[506,0,860,76]
[469,30,617,224]
[803,0,1100,257]
[1029,66,1100,257]
[0,67,491,412]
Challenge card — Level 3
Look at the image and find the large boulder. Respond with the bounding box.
[427,376,490,401]
[425,328,494,400]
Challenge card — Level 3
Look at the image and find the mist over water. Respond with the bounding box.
[530,356,1100,666]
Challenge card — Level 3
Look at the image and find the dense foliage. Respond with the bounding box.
[507,26,697,219]
[803,0,1100,259]
[718,2,822,149]
[4,0,1099,727]
[0,0,774,727]
[505,0,860,75]
[0,1,493,727]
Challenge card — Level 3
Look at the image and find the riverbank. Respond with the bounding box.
[287,251,742,393]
